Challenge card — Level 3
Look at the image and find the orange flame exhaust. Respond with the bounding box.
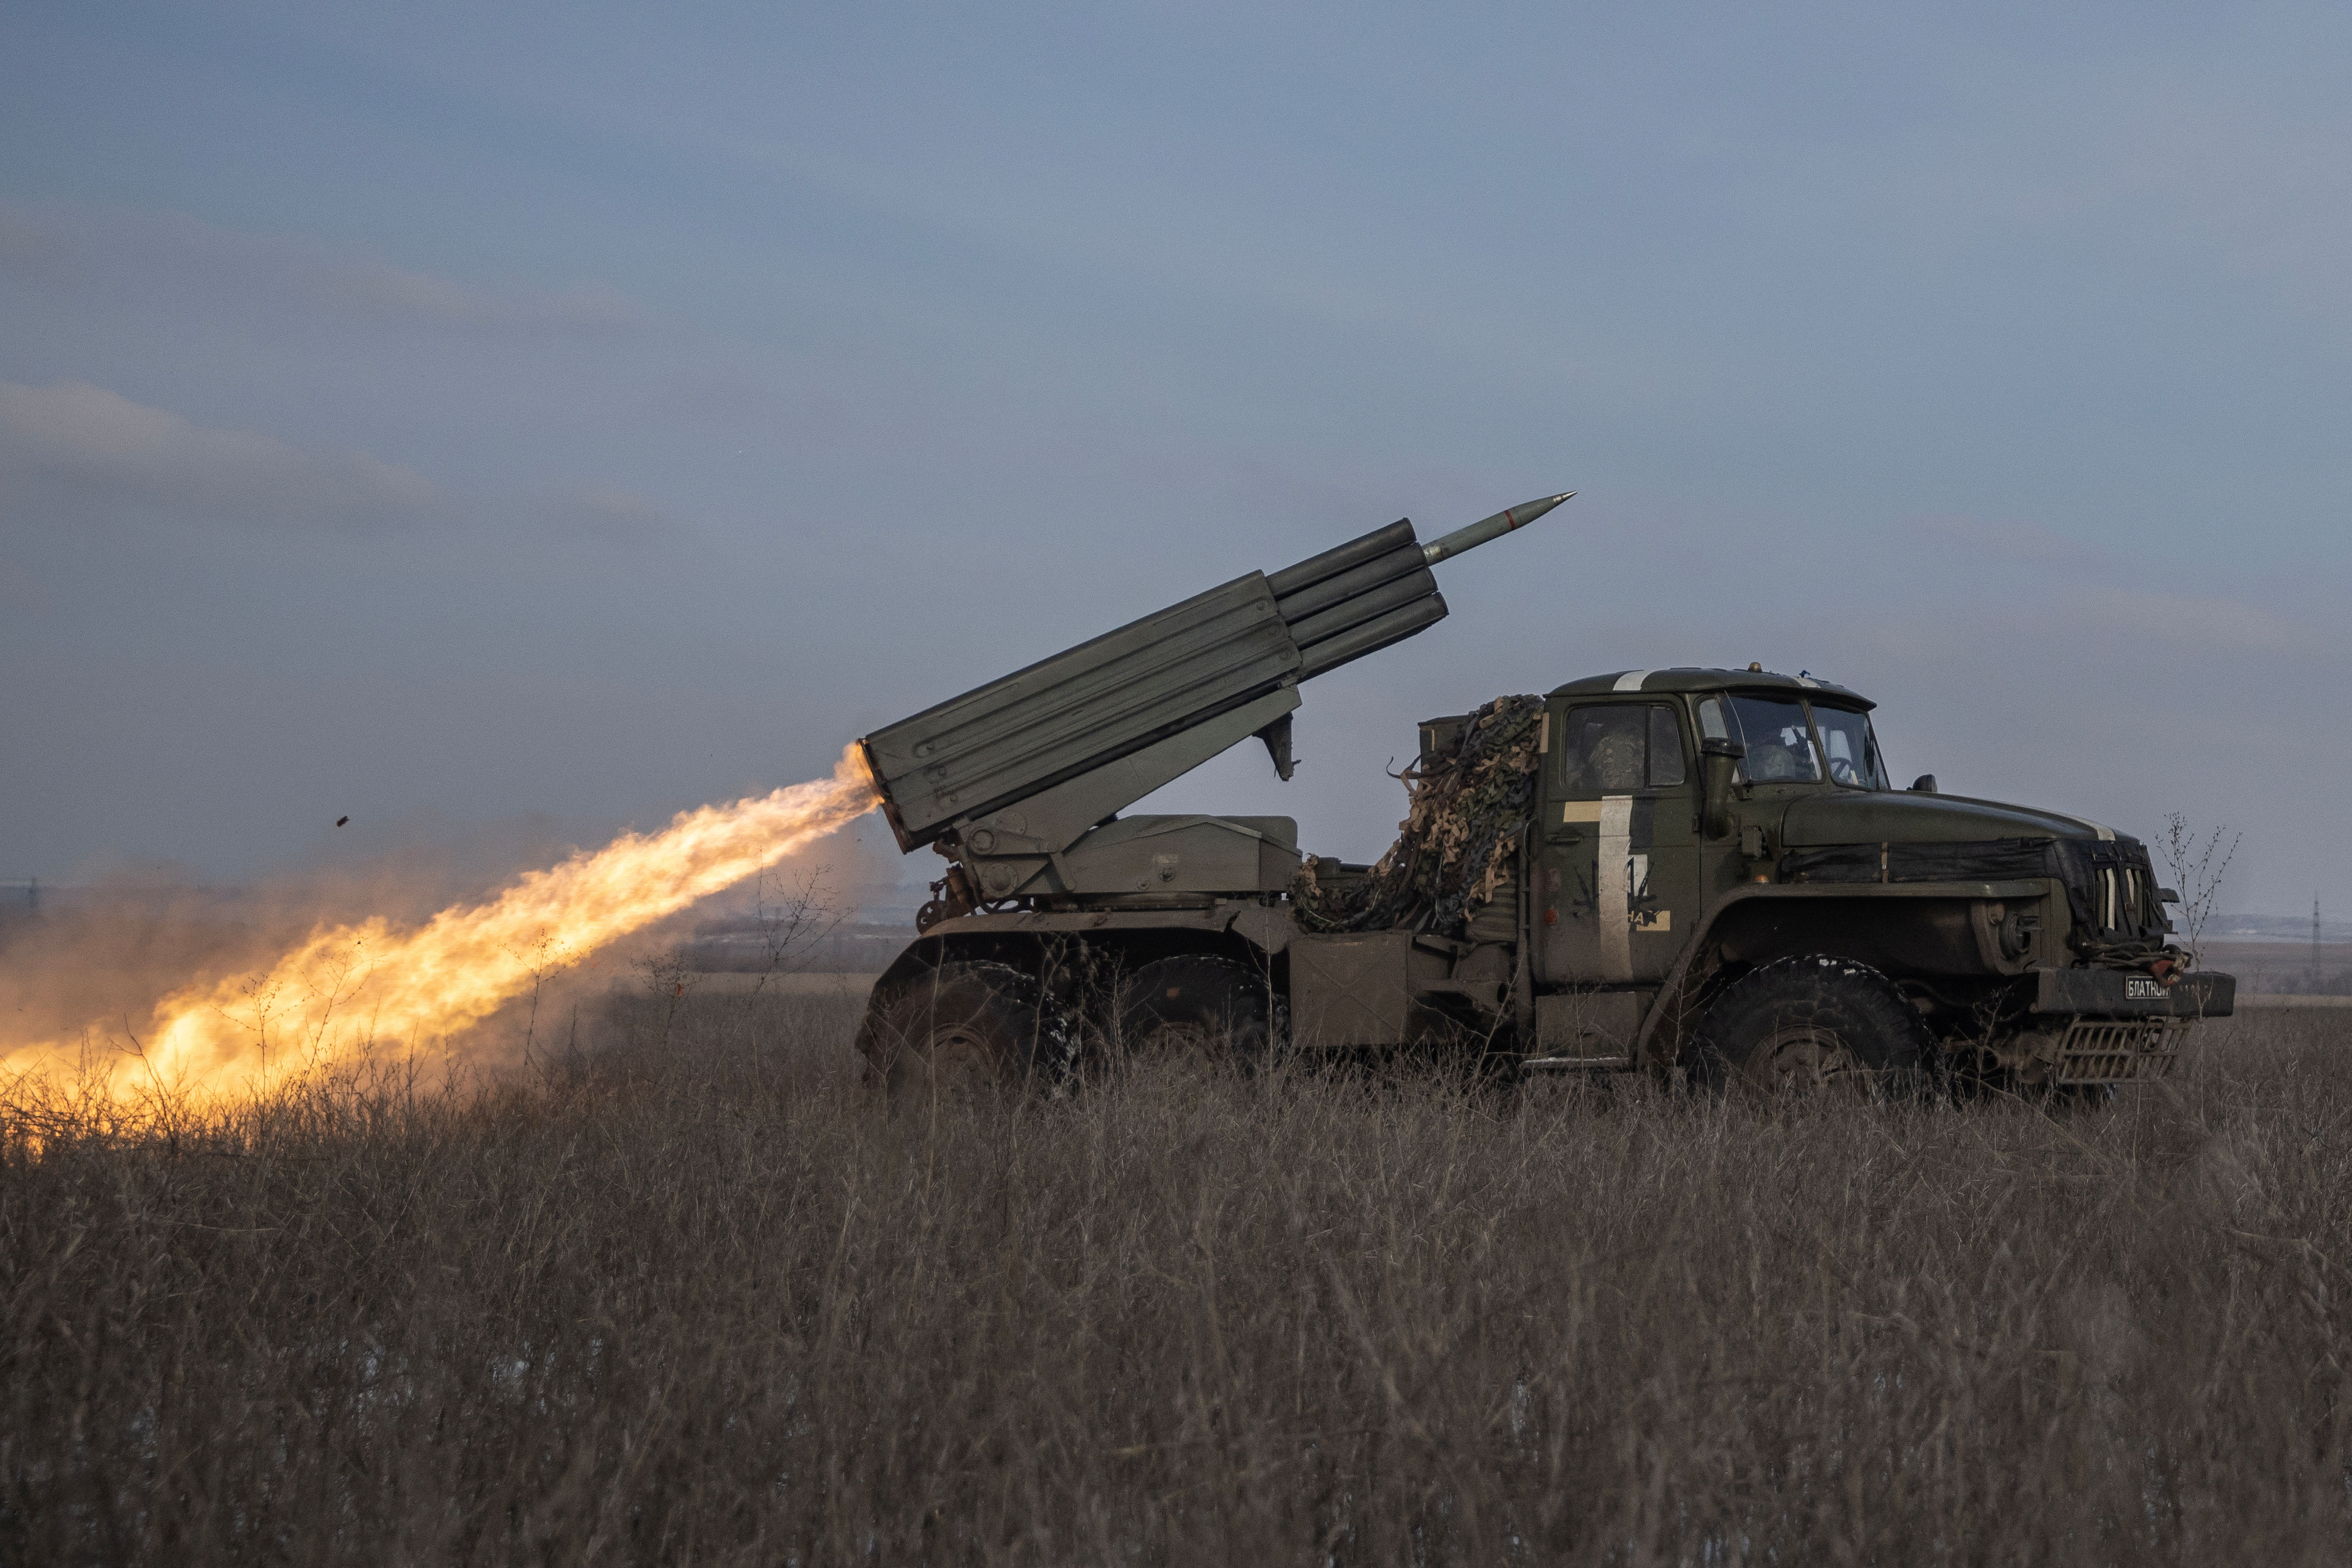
[2,746,878,1111]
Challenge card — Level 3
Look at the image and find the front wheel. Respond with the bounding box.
[1692,954,1927,1097]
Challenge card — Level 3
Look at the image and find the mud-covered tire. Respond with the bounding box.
[860,962,1047,1101]
[1113,955,1284,1071]
[1692,954,1927,1097]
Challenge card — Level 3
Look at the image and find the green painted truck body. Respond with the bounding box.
[856,501,2229,1088]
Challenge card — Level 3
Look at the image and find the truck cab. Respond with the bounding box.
[1443,667,2227,1090]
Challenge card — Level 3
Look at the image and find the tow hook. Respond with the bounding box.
[2149,956,2181,988]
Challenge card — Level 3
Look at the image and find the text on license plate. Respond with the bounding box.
[2124,977,2167,1000]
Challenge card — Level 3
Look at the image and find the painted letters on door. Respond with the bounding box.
[1539,700,1699,985]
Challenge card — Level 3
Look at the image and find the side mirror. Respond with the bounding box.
[1909,773,1938,794]
[1700,737,1746,838]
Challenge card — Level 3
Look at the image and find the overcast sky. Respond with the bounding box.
[3,1,2347,918]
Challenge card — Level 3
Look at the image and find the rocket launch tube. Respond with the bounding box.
[860,494,1569,852]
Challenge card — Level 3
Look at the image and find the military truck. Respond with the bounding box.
[853,495,2232,1095]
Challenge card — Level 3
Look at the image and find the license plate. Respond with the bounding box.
[2124,977,2166,1000]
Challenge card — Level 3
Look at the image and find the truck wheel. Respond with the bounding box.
[862,962,1045,1100]
[1692,954,1926,1097]
[1115,955,1283,1070]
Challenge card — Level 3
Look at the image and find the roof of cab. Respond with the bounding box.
[1546,666,1874,709]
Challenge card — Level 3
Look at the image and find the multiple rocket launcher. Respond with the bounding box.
[860,494,1573,880]
[852,490,2237,1088]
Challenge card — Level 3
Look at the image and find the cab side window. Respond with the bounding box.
[1647,705,1686,786]
[1559,704,1687,793]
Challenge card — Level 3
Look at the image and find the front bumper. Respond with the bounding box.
[2032,968,2235,1019]
[2019,967,2232,1084]
[2049,1018,2187,1083]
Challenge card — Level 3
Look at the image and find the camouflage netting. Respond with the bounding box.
[1292,693,1546,936]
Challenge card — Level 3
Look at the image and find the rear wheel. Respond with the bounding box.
[1693,954,1926,1097]
[1114,954,1283,1071]
[861,962,1048,1102]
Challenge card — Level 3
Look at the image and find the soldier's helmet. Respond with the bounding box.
[1590,725,1645,791]
[1746,729,1809,781]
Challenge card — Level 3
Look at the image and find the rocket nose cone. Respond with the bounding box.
[1508,491,1575,526]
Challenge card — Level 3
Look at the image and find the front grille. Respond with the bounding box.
[2052,836,2174,957]
[2054,1017,2185,1083]
[2092,862,2160,936]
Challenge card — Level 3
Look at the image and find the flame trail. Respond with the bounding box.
[2,746,878,1111]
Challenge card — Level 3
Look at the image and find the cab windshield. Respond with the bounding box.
[1719,696,1820,782]
[1810,704,1891,790]
[1696,693,1890,789]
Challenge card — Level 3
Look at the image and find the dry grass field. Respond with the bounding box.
[7,992,2352,1564]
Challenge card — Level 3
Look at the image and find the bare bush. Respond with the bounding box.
[7,1003,2352,1562]
[2160,811,2241,955]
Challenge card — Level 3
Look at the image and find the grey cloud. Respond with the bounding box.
[0,381,691,544]
[0,380,442,532]
[1914,514,2098,564]
[2062,586,2301,655]
[318,257,639,331]
[536,484,682,543]
[0,202,646,334]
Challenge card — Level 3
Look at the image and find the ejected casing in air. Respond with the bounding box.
[860,493,1573,853]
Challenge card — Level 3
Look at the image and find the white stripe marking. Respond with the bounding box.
[1612,669,1653,692]
[1598,795,1634,980]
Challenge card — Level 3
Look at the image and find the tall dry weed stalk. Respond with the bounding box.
[2160,811,2240,955]
[6,996,2352,1563]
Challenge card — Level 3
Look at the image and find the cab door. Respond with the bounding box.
[1538,699,1702,986]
